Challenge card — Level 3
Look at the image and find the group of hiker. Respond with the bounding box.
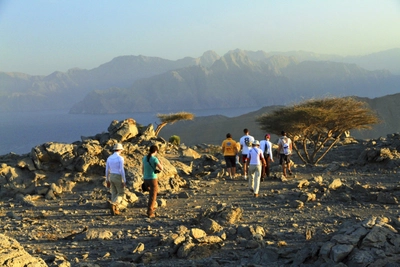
[222,129,293,197]
[104,127,294,217]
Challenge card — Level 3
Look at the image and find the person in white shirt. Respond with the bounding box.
[246,140,266,197]
[259,133,274,180]
[277,131,293,177]
[239,128,255,180]
[105,143,126,215]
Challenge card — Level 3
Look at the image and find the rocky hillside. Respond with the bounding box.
[159,94,400,146]
[1,117,400,266]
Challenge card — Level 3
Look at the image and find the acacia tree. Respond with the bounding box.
[256,97,380,165]
[154,112,194,136]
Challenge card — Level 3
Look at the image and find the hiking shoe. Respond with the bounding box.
[148,213,155,218]
[254,194,259,198]
[113,208,120,215]
[288,170,293,175]
[110,204,119,215]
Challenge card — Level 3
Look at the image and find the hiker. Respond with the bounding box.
[221,133,239,179]
[142,144,163,218]
[246,140,266,197]
[105,143,126,215]
[239,128,255,180]
[277,131,293,177]
[260,133,274,180]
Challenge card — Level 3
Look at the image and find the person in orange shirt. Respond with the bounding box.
[221,133,238,179]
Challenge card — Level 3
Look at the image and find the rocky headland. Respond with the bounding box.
[1,118,400,267]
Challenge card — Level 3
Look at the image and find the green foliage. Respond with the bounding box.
[256,97,380,165]
[169,135,180,146]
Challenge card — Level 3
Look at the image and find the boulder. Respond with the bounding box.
[0,234,47,267]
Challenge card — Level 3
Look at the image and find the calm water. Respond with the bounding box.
[0,107,261,155]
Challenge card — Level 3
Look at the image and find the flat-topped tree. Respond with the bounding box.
[155,112,195,136]
[256,97,380,165]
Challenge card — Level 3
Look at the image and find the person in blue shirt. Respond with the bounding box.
[142,145,163,218]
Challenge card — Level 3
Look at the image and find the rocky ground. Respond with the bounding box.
[1,120,400,267]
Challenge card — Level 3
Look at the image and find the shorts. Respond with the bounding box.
[224,156,236,168]
[279,154,291,165]
[241,154,249,163]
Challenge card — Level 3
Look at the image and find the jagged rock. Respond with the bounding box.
[16,157,36,171]
[0,234,47,266]
[179,147,201,160]
[84,229,113,240]
[107,118,139,142]
[201,218,223,235]
[190,228,207,239]
[329,178,342,190]
[331,244,354,262]
[297,179,310,188]
[299,192,316,202]
[176,240,195,258]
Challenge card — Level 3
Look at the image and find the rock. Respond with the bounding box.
[107,118,139,142]
[176,241,195,258]
[84,229,113,240]
[297,179,310,188]
[190,228,207,239]
[299,192,316,202]
[201,218,223,235]
[331,244,354,262]
[16,157,36,171]
[291,200,304,209]
[0,234,47,266]
[329,178,342,190]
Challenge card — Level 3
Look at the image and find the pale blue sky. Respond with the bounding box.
[1,0,399,75]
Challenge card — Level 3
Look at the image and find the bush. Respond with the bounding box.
[169,135,180,146]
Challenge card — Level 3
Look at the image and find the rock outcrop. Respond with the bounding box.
[0,234,47,267]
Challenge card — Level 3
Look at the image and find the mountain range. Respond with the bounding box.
[0,48,399,113]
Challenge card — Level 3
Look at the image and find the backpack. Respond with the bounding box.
[282,138,290,155]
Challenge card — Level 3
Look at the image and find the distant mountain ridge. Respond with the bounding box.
[0,48,399,112]
[70,51,400,113]
[0,51,220,111]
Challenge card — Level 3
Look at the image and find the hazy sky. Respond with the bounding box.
[1,0,399,75]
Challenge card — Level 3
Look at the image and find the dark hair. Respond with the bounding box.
[226,133,232,138]
[146,145,158,161]
[281,131,286,136]
[243,128,249,134]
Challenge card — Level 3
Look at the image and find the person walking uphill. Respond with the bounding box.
[260,133,274,180]
[221,133,238,179]
[105,143,126,216]
[246,140,266,197]
[278,131,293,177]
[142,145,163,218]
[239,128,255,180]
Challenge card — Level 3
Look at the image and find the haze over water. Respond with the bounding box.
[0,107,260,155]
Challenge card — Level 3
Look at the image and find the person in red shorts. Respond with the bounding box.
[239,128,254,180]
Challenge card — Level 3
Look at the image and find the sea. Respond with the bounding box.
[0,107,261,156]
